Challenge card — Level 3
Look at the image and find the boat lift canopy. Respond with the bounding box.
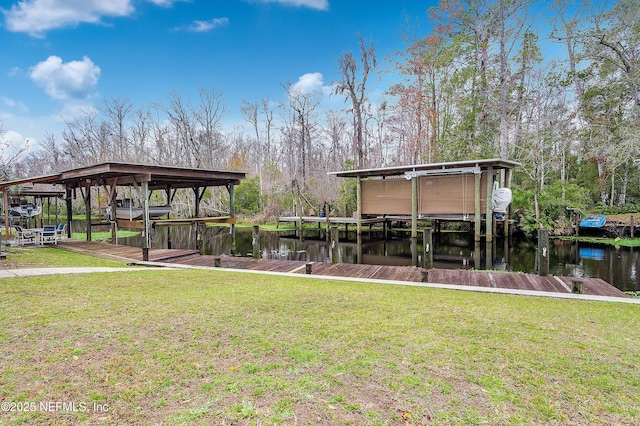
[0,162,246,260]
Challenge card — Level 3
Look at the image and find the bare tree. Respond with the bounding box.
[103,98,132,160]
[62,110,111,165]
[334,35,377,169]
[129,108,153,163]
[0,121,30,178]
[284,83,321,186]
[191,87,228,168]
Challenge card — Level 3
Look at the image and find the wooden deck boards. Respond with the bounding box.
[55,239,628,299]
[57,240,199,262]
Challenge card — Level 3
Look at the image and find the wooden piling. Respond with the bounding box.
[305,262,313,274]
[537,228,550,276]
[411,176,418,240]
[84,186,92,242]
[485,166,494,241]
[330,225,339,264]
[252,225,260,258]
[214,257,221,267]
[571,280,583,294]
[423,227,433,269]
[474,170,481,242]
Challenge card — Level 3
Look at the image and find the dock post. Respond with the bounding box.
[214,257,221,267]
[411,175,418,240]
[537,228,550,276]
[305,262,313,274]
[356,176,362,237]
[631,216,635,238]
[383,217,388,240]
[420,269,429,283]
[252,225,260,258]
[65,189,72,238]
[142,181,150,262]
[485,238,493,270]
[330,225,339,264]
[411,175,419,267]
[423,227,433,269]
[84,185,92,242]
[485,166,494,241]
[474,170,481,242]
[570,280,583,294]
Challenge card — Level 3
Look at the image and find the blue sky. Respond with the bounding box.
[0,0,436,155]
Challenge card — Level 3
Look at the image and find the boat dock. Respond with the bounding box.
[55,240,629,299]
[277,216,385,231]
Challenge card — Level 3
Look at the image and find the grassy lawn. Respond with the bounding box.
[70,231,140,242]
[558,235,640,248]
[0,246,128,269]
[0,249,639,425]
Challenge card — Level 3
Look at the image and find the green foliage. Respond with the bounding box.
[338,179,357,217]
[234,176,264,215]
[335,160,357,216]
[593,204,640,215]
[512,181,591,233]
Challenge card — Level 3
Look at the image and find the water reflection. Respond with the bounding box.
[77,222,637,292]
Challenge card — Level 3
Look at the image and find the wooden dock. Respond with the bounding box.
[55,240,628,299]
[277,216,385,230]
[116,216,235,229]
[174,255,627,298]
[57,239,199,263]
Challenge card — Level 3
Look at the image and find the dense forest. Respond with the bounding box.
[2,0,639,233]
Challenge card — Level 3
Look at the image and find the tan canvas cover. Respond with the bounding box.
[361,173,488,216]
[361,178,412,215]
[418,174,487,214]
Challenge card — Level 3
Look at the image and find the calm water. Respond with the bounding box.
[98,224,638,293]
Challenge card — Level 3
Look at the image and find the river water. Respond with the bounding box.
[104,225,638,293]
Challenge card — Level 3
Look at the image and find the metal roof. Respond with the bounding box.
[0,162,246,191]
[329,158,521,178]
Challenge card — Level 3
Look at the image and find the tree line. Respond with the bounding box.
[4,0,640,231]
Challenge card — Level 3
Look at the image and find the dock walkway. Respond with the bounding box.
[277,215,384,231]
[57,239,199,263]
[55,240,629,299]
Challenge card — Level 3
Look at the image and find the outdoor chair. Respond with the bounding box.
[14,225,36,245]
[41,225,58,245]
[55,223,67,240]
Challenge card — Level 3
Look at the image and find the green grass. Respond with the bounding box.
[1,246,128,269]
[0,249,639,424]
[558,236,640,247]
[71,230,139,242]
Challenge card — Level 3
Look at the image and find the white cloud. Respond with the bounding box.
[292,72,325,94]
[251,0,328,11]
[29,56,101,101]
[1,129,24,145]
[3,0,134,37]
[2,97,29,114]
[186,17,229,32]
[147,0,191,7]
[8,66,24,77]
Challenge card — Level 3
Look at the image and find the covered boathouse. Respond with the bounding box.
[0,162,246,260]
[329,158,521,241]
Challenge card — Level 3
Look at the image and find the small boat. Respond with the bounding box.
[579,247,605,260]
[115,199,171,220]
[9,203,42,218]
[579,214,606,228]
